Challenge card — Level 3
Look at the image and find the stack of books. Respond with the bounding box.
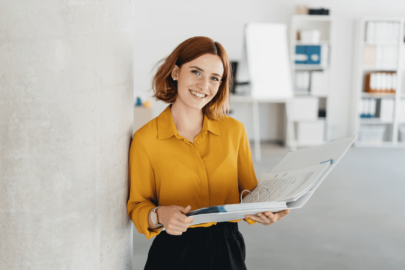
[363,46,398,68]
[359,98,377,119]
[365,22,400,43]
[359,98,395,122]
[294,71,328,96]
[363,22,400,69]
[364,72,397,94]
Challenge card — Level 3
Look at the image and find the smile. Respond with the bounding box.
[189,90,207,99]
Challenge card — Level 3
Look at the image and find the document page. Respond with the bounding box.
[242,163,331,203]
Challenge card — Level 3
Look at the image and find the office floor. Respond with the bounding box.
[132,144,405,270]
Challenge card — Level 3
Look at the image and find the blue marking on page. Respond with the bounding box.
[320,158,333,165]
[187,205,227,216]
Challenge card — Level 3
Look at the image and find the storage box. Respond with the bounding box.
[300,30,320,44]
[291,97,319,121]
[295,120,325,145]
[359,125,385,143]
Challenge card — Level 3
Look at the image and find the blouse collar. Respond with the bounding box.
[157,105,220,139]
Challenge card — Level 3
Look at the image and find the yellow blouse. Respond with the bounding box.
[127,105,258,239]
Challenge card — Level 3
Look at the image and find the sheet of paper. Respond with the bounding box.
[270,136,357,173]
[242,163,330,203]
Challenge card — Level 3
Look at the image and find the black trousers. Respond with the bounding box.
[144,222,247,270]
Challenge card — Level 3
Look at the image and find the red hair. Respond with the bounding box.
[152,36,231,120]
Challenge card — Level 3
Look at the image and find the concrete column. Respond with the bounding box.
[0,1,134,269]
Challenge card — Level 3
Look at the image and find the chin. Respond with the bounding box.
[187,102,206,111]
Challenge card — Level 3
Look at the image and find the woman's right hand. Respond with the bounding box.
[156,205,194,235]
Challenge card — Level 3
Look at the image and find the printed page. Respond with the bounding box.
[242,162,331,203]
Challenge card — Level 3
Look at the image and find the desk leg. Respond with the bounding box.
[252,100,261,161]
[285,101,297,151]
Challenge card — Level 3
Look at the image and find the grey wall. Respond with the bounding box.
[0,1,134,269]
[133,0,405,141]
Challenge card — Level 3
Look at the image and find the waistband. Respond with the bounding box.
[159,222,239,240]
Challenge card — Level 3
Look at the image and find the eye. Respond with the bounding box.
[211,77,219,82]
[192,70,200,76]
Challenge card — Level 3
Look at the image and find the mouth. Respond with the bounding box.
[189,89,207,99]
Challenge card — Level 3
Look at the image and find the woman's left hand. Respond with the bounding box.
[245,209,290,226]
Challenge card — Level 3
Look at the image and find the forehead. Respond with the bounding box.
[183,54,224,76]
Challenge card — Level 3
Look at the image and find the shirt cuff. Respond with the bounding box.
[243,218,257,225]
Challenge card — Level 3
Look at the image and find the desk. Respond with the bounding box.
[230,95,297,161]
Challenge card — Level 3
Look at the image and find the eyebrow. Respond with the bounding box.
[189,66,222,78]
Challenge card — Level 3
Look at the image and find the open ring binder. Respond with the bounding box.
[240,190,255,203]
[258,186,271,202]
[240,187,271,203]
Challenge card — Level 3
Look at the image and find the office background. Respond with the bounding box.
[134,0,405,142]
[1,1,404,269]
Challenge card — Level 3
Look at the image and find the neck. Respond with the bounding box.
[170,101,204,134]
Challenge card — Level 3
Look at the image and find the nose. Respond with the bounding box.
[197,76,209,92]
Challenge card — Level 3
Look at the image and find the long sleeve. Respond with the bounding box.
[237,125,258,225]
[127,131,161,239]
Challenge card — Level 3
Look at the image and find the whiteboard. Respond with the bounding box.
[244,23,293,99]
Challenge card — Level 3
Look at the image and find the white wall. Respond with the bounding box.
[134,0,405,141]
[0,1,134,269]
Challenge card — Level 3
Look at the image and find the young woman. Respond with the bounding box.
[127,36,290,270]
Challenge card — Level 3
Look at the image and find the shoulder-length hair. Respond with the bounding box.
[152,36,231,120]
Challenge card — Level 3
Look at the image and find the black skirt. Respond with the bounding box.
[144,222,247,270]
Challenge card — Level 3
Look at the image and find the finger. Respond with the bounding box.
[274,209,290,220]
[175,211,194,225]
[177,205,192,214]
[280,209,290,217]
[166,221,188,233]
[256,212,271,224]
[264,211,276,220]
[265,211,281,223]
[166,229,183,236]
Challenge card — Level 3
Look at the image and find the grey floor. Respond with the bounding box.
[132,144,405,270]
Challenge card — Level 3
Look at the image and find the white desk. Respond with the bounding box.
[230,95,297,161]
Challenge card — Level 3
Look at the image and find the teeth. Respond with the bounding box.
[190,90,206,98]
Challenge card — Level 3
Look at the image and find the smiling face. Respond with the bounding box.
[171,53,224,111]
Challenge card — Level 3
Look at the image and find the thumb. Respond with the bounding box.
[178,205,192,214]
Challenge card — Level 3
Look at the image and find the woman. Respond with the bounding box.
[127,36,290,269]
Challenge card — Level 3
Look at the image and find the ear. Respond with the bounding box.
[171,65,179,80]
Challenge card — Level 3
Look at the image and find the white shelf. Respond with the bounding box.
[359,119,393,124]
[294,118,326,123]
[352,17,405,148]
[294,92,327,98]
[363,41,398,46]
[362,67,398,71]
[292,15,333,22]
[294,65,327,70]
[290,14,334,143]
[294,40,330,45]
[361,92,396,98]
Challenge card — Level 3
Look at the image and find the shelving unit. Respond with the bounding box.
[352,17,405,148]
[289,15,334,147]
